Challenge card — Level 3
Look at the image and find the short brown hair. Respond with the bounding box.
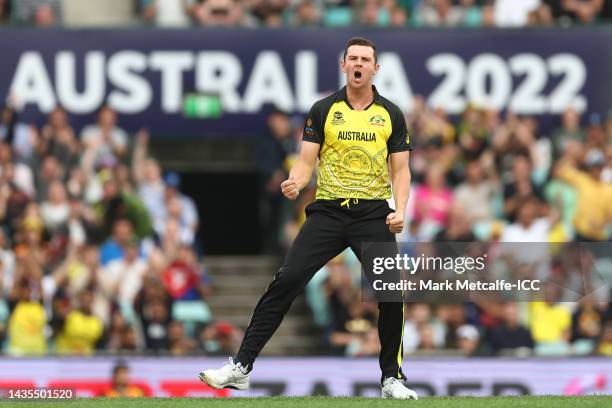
[343,37,377,63]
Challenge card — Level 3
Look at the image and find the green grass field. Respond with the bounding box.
[2,396,611,408]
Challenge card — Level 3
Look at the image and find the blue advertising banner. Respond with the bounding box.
[0,28,611,136]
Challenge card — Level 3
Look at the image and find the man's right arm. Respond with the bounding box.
[281,141,320,200]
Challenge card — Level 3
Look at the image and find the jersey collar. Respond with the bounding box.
[335,85,383,111]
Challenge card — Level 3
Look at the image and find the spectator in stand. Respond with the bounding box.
[434,202,476,242]
[66,194,99,246]
[412,164,453,240]
[162,245,211,302]
[0,229,16,295]
[494,0,541,27]
[290,0,322,26]
[0,172,29,244]
[102,361,145,398]
[168,320,197,355]
[529,282,572,354]
[191,0,255,27]
[493,115,550,186]
[80,105,129,169]
[0,105,37,162]
[403,303,446,352]
[453,160,497,223]
[114,163,134,195]
[249,0,289,27]
[200,320,242,355]
[390,4,409,26]
[0,143,35,204]
[488,302,534,355]
[132,130,166,227]
[503,153,544,221]
[456,324,482,355]
[552,107,584,160]
[457,106,490,161]
[12,0,61,26]
[35,155,64,203]
[416,323,439,351]
[360,0,390,27]
[140,298,171,352]
[571,299,605,346]
[597,321,612,356]
[39,107,78,170]
[117,325,141,352]
[7,277,46,355]
[99,237,148,307]
[438,303,469,349]
[257,108,296,254]
[100,218,137,266]
[555,149,612,241]
[327,276,378,355]
[55,288,104,355]
[134,256,173,352]
[14,211,47,273]
[501,198,551,243]
[415,0,467,26]
[52,245,109,319]
[141,0,193,27]
[40,181,70,232]
[540,0,605,25]
[96,177,153,240]
[585,113,607,153]
[161,172,199,246]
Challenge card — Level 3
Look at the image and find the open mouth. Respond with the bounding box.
[354,71,362,80]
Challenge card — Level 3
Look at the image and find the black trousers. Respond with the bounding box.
[235,199,406,383]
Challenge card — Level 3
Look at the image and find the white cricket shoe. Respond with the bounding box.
[381,377,419,400]
[198,357,250,390]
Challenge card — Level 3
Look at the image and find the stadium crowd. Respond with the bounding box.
[0,101,248,356]
[1,0,611,28]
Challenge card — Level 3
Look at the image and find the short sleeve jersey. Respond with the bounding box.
[302,86,412,200]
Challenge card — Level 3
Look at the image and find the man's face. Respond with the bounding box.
[113,368,129,387]
[341,45,379,90]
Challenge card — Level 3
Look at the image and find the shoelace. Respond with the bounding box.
[227,357,247,375]
[226,357,240,369]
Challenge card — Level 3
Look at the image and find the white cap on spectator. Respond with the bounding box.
[457,324,480,341]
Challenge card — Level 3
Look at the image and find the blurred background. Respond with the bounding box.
[0,0,611,398]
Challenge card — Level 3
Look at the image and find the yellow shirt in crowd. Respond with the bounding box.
[55,310,103,355]
[529,302,571,343]
[8,301,47,355]
[557,165,612,240]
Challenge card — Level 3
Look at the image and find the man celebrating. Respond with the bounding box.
[200,37,416,400]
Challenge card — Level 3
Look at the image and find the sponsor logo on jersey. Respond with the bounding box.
[331,111,345,125]
[369,115,386,126]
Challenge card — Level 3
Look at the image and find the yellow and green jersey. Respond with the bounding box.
[303,86,412,200]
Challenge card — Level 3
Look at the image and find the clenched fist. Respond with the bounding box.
[386,212,404,234]
[281,176,299,200]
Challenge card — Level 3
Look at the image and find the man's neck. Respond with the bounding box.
[346,85,374,111]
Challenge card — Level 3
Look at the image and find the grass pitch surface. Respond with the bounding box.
[2,396,611,408]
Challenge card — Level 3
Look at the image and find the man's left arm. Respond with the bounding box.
[386,106,413,234]
[388,151,411,234]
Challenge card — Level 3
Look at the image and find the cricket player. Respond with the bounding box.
[200,37,417,400]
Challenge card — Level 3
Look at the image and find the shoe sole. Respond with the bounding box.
[198,372,249,390]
